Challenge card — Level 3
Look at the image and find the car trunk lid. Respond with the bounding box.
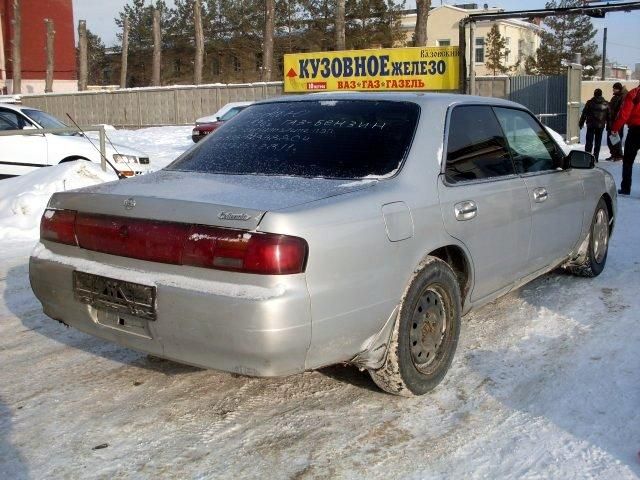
[48,170,376,231]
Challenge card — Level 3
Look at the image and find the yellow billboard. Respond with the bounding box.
[283,46,460,93]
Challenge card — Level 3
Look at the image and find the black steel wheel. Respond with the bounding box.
[369,256,461,396]
[565,197,610,278]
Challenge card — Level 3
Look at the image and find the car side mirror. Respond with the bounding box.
[567,150,595,169]
[21,124,38,131]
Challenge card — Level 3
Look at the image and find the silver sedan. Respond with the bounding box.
[29,93,616,396]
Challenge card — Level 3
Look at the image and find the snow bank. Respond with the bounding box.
[0,161,117,241]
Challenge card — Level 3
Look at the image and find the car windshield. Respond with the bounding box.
[219,106,247,122]
[168,100,420,179]
[22,109,68,129]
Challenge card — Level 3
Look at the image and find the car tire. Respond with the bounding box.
[565,197,610,278]
[369,256,461,396]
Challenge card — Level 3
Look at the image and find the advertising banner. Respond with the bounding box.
[283,46,460,93]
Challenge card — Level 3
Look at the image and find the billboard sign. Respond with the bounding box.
[283,46,460,93]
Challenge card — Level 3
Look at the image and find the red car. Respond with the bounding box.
[192,105,249,142]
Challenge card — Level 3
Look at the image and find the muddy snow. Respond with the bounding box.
[1,126,639,479]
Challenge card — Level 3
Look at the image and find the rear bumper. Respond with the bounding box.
[29,242,312,376]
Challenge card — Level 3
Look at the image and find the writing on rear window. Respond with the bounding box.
[167,100,420,179]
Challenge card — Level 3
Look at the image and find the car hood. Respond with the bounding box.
[196,114,218,123]
[53,134,148,158]
[104,141,148,158]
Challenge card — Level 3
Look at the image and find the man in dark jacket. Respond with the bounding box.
[579,88,610,162]
[612,81,640,195]
[607,82,628,161]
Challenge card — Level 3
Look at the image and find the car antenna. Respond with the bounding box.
[65,113,127,180]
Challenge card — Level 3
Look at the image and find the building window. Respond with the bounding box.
[475,37,485,64]
[504,37,511,63]
[211,56,221,76]
[437,39,451,47]
[232,55,241,73]
[518,39,525,61]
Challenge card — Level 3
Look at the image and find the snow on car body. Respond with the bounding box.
[29,93,617,395]
[0,103,152,178]
[195,101,254,125]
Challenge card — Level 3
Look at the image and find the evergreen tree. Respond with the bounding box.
[524,55,539,75]
[114,1,170,85]
[346,0,405,49]
[530,0,601,78]
[485,24,508,75]
[85,29,108,85]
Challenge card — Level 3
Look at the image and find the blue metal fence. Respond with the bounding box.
[509,75,567,135]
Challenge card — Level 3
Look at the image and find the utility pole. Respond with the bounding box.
[44,19,55,92]
[335,0,346,50]
[11,0,21,94]
[414,0,432,46]
[78,20,88,91]
[152,8,161,86]
[262,0,275,81]
[601,27,607,80]
[120,17,129,89]
[469,21,476,95]
[194,0,204,85]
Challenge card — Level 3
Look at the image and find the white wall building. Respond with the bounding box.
[400,4,542,76]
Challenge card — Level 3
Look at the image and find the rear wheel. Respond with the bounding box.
[369,257,461,396]
[565,197,610,277]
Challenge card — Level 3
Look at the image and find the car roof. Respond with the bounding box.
[0,103,27,112]
[222,101,254,108]
[254,92,526,111]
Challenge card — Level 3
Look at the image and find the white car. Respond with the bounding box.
[195,101,254,125]
[0,103,152,179]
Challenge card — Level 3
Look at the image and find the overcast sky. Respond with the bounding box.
[72,0,640,68]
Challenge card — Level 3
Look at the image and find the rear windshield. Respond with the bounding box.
[167,100,420,179]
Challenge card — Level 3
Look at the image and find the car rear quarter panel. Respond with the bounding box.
[577,167,617,243]
[258,106,465,369]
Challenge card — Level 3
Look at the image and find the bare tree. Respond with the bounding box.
[335,0,346,50]
[11,0,21,94]
[78,20,88,91]
[44,19,55,92]
[152,8,161,86]
[414,0,431,47]
[120,17,129,88]
[194,0,204,84]
[262,0,275,81]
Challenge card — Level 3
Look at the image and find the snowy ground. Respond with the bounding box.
[1,127,639,479]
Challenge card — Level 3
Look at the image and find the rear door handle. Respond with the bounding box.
[454,200,477,221]
[533,188,548,203]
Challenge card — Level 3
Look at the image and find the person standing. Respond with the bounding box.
[611,82,640,195]
[579,89,610,162]
[607,82,628,161]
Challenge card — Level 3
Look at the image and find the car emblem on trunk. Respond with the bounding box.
[218,211,251,221]
[124,198,136,210]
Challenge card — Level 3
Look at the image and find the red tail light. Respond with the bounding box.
[39,209,308,275]
[75,213,190,265]
[183,226,308,274]
[40,209,77,245]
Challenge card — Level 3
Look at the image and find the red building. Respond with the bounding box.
[0,0,76,94]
